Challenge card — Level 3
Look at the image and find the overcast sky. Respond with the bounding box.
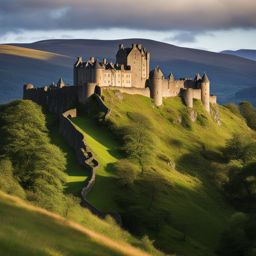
[0,0,255,51]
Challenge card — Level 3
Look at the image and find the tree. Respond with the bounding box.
[113,159,139,187]
[239,101,256,130]
[224,133,248,160]
[122,124,154,173]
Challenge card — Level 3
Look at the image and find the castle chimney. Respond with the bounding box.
[138,44,142,50]
[103,58,107,65]
[119,44,124,49]
[132,43,136,48]
[90,57,95,63]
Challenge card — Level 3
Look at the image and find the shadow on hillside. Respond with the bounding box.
[175,144,225,178]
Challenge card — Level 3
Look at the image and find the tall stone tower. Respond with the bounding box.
[116,44,150,88]
[149,67,163,106]
[200,73,210,112]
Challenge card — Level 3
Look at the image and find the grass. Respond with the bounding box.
[48,120,89,195]
[72,116,121,211]
[0,45,66,61]
[71,90,254,256]
[0,191,155,256]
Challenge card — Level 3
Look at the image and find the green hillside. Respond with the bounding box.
[0,100,163,256]
[71,90,254,256]
[0,191,155,256]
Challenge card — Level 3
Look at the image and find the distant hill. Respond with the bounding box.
[1,39,256,104]
[221,49,256,61]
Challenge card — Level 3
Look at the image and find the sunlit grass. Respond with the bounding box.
[0,45,66,60]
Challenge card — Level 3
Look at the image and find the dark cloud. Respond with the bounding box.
[164,31,213,43]
[0,0,256,35]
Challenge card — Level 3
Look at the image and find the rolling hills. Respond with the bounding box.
[1,39,256,104]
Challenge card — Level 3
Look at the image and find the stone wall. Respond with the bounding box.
[24,85,79,115]
[59,109,121,224]
[102,86,150,97]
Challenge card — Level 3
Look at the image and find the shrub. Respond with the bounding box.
[224,103,241,117]
[224,133,248,160]
[197,114,208,126]
[113,159,139,187]
[180,111,192,130]
[239,101,256,130]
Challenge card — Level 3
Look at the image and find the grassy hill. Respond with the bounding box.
[69,90,254,256]
[0,191,158,256]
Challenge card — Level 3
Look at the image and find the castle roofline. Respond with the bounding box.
[202,73,209,83]
[150,66,164,79]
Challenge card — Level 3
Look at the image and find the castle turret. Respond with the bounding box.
[94,59,103,84]
[57,78,65,88]
[149,67,163,106]
[200,73,210,112]
[184,88,193,108]
[73,57,82,86]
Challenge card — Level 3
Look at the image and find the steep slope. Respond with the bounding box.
[0,191,154,256]
[71,91,254,256]
[1,38,256,104]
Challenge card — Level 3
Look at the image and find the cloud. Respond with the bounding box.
[164,31,214,44]
[0,0,256,35]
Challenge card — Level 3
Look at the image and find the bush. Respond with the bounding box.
[0,159,26,198]
[113,159,139,187]
[224,133,248,160]
[224,103,241,117]
[239,101,256,130]
[197,114,208,126]
[181,111,192,130]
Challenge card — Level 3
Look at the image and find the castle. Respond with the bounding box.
[23,43,217,113]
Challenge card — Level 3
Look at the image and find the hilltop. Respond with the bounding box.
[1,39,256,104]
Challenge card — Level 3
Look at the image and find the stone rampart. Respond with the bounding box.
[59,109,121,223]
[24,85,79,115]
[102,86,150,97]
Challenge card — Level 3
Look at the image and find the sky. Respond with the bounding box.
[0,0,256,52]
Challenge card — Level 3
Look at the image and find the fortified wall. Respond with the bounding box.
[59,108,121,223]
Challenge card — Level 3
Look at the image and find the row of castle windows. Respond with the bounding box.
[104,80,131,84]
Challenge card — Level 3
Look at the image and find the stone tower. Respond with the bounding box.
[74,57,82,86]
[200,73,210,112]
[116,44,150,88]
[149,67,163,106]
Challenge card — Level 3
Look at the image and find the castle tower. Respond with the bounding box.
[200,73,210,112]
[149,67,163,106]
[73,57,82,86]
[184,88,193,108]
[57,78,65,88]
[116,44,150,88]
[94,59,102,84]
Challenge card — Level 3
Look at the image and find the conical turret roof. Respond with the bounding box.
[168,73,175,80]
[57,78,65,88]
[194,73,202,81]
[94,59,103,69]
[150,66,164,79]
[202,73,209,83]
